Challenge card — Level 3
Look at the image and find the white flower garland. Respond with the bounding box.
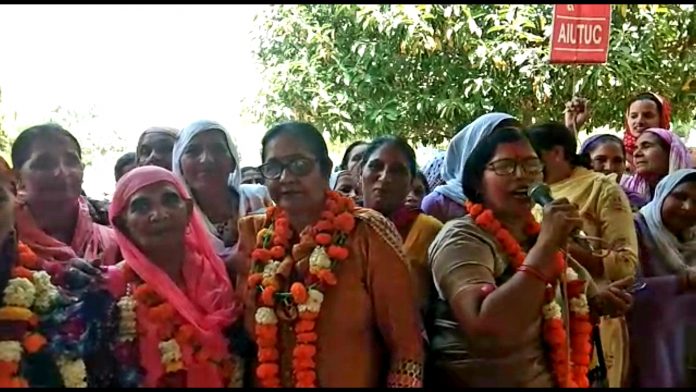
[116,294,137,342]
[56,357,88,388]
[3,278,36,308]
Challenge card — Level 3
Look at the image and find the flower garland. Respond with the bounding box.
[250,190,356,388]
[0,242,88,388]
[113,266,238,388]
[465,201,593,388]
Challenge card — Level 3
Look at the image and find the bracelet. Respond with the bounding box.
[518,265,549,285]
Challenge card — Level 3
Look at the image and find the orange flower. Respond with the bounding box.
[314,220,333,232]
[333,212,355,233]
[315,233,332,246]
[294,319,315,333]
[23,333,46,354]
[290,283,308,304]
[292,358,316,370]
[296,332,318,344]
[134,284,160,306]
[293,344,316,358]
[0,377,26,388]
[256,363,279,379]
[149,303,175,322]
[255,325,278,344]
[17,244,39,269]
[317,269,337,286]
[261,286,277,306]
[175,324,196,344]
[247,273,263,287]
[327,245,348,261]
[270,246,285,259]
[251,248,272,263]
[326,199,339,213]
[320,211,335,221]
[258,348,279,362]
[11,266,33,280]
[299,311,318,320]
[296,370,317,385]
[0,361,18,377]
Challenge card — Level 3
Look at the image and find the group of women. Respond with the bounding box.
[0,91,693,388]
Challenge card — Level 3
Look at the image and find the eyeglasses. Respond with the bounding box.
[485,158,544,176]
[258,157,317,180]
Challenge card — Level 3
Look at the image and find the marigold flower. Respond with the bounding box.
[317,270,337,286]
[260,286,277,306]
[251,249,272,263]
[294,319,315,333]
[256,363,279,379]
[247,273,263,287]
[0,361,18,377]
[290,283,308,305]
[333,212,355,233]
[296,332,318,344]
[269,246,285,259]
[327,245,349,261]
[314,233,332,246]
[23,333,46,354]
[258,348,279,362]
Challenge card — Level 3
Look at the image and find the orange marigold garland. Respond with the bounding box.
[115,268,239,388]
[465,201,592,388]
[251,190,356,388]
[0,243,58,388]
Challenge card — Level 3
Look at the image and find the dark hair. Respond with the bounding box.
[414,170,431,195]
[361,136,417,178]
[462,127,530,203]
[261,121,333,178]
[627,92,663,116]
[11,123,82,170]
[339,141,367,171]
[241,166,260,175]
[114,152,136,181]
[582,134,625,156]
[526,122,590,168]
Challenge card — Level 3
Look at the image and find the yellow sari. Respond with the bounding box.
[404,213,443,311]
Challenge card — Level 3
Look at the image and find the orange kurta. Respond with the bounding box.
[239,208,424,387]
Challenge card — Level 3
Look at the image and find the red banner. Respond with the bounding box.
[549,4,612,64]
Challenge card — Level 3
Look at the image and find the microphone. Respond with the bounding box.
[527,182,599,253]
[528,183,555,207]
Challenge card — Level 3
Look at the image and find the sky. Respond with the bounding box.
[0,4,271,197]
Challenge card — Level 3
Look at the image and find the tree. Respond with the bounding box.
[249,4,696,145]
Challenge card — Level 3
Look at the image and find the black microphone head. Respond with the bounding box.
[528,182,554,206]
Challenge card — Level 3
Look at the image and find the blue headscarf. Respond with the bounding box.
[639,168,696,272]
[433,113,515,205]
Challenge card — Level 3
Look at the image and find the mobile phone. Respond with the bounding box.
[627,280,647,293]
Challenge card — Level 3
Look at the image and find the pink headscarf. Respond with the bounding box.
[108,166,240,388]
[15,196,119,264]
[621,128,694,203]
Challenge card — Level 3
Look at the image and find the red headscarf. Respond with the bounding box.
[623,92,672,165]
[108,166,240,387]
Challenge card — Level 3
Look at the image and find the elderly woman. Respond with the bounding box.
[11,124,119,265]
[621,128,693,209]
[103,166,246,387]
[527,122,639,387]
[239,122,423,387]
[426,119,635,387]
[135,126,179,171]
[623,93,672,169]
[422,114,522,223]
[629,169,696,387]
[359,136,442,310]
[172,120,272,262]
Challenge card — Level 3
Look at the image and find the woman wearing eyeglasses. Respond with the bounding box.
[238,121,424,387]
[426,116,634,387]
[526,122,638,388]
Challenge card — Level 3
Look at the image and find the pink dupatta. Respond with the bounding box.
[15,196,119,264]
[107,166,241,388]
